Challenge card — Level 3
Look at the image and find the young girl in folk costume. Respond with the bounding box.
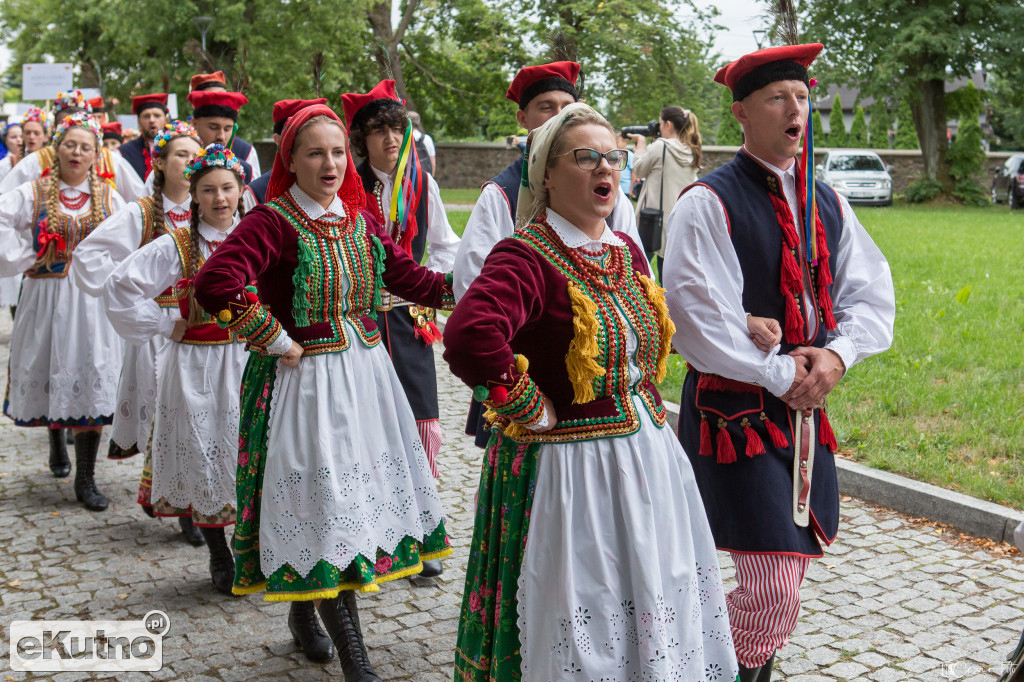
[72,122,204,543]
[192,104,454,679]
[340,81,462,579]
[103,144,249,593]
[443,103,739,681]
[0,112,125,511]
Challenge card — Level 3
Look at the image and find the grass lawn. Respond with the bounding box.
[440,188,483,205]
[658,203,1024,509]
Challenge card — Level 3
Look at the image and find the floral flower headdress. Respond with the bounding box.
[153,121,201,158]
[21,107,50,133]
[52,112,102,149]
[52,90,92,117]
[184,143,244,181]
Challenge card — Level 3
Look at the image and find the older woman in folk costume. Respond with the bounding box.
[0,113,126,511]
[72,122,204,543]
[103,144,251,596]
[340,81,461,578]
[192,104,454,679]
[0,91,146,202]
[443,103,738,682]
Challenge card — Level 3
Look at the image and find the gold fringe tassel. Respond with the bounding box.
[565,282,606,404]
[638,274,676,383]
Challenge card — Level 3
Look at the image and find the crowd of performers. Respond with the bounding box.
[0,41,894,682]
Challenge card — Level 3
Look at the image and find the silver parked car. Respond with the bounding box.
[815,150,893,206]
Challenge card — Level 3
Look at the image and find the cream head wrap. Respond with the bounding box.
[516,101,604,228]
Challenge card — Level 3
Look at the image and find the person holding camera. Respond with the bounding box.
[630,106,702,280]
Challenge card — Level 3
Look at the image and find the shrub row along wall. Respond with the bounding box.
[254,142,1016,195]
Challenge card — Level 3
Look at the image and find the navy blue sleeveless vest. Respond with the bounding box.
[486,156,524,220]
[676,149,846,557]
[695,149,842,352]
[247,171,270,206]
[118,137,147,180]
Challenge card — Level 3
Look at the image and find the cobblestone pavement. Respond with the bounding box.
[1,310,1022,681]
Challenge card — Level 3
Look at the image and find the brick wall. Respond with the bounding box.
[254,140,1017,194]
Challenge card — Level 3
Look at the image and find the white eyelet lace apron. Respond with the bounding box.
[516,307,739,682]
[6,275,123,424]
[257,270,446,581]
[149,340,247,516]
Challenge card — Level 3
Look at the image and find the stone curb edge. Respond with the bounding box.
[434,314,1023,544]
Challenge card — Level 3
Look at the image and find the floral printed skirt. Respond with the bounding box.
[232,350,451,602]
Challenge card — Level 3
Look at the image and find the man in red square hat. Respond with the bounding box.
[188,72,262,177]
[186,90,256,183]
[241,97,327,212]
[119,93,170,180]
[101,122,123,151]
[339,81,462,579]
[451,60,644,448]
[661,44,896,680]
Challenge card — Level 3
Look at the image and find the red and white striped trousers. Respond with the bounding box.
[417,419,443,478]
[727,552,810,668]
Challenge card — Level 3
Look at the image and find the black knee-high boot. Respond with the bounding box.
[178,517,205,546]
[316,591,381,681]
[48,428,70,478]
[288,601,334,663]
[197,525,237,596]
[73,431,107,511]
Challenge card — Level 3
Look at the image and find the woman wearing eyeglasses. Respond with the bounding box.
[443,103,737,682]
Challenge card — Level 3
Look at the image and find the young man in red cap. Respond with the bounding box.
[340,82,461,579]
[241,97,327,211]
[0,91,146,201]
[87,97,107,124]
[186,90,256,183]
[451,60,643,447]
[101,122,123,151]
[189,71,262,177]
[661,43,895,681]
[118,93,170,180]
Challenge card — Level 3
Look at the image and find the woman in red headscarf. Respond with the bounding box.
[192,104,453,680]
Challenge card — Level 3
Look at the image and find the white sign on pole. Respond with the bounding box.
[166,94,179,121]
[22,64,73,101]
[78,88,101,101]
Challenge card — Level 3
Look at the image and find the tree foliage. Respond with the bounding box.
[827,93,845,147]
[868,99,890,149]
[947,82,987,206]
[0,0,725,144]
[893,96,917,150]
[811,108,824,147]
[848,105,867,147]
[803,0,1024,194]
[716,85,742,145]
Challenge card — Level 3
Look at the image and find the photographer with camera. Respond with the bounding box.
[629,106,702,280]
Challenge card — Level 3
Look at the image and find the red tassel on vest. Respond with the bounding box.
[699,414,713,457]
[762,411,789,447]
[716,419,737,464]
[741,418,766,457]
[818,409,838,451]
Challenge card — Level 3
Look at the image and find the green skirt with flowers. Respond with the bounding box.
[231,352,451,601]
[454,431,540,681]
